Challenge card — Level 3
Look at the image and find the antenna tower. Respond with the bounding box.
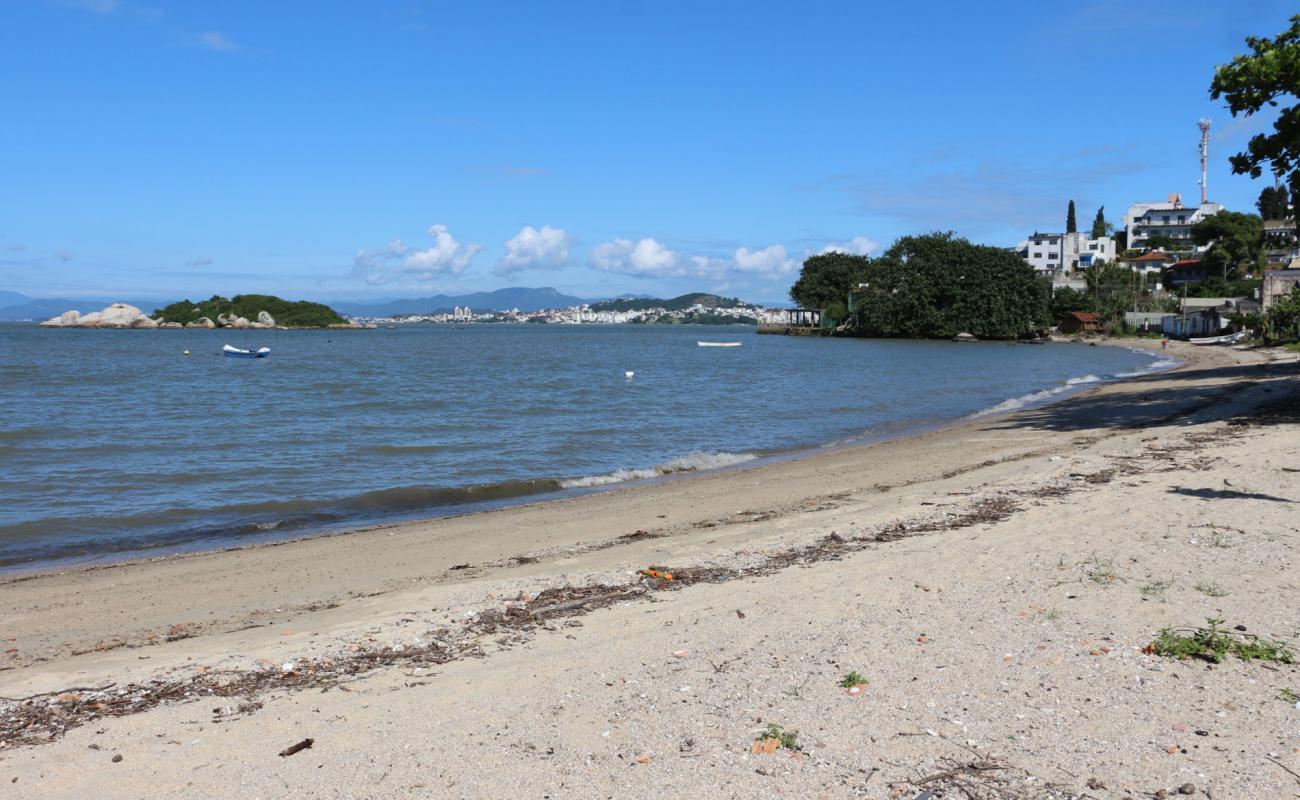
[1197,118,1211,205]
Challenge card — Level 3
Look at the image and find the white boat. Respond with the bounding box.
[1188,331,1247,346]
[697,341,742,347]
[223,344,271,359]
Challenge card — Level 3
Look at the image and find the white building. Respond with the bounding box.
[1017,232,1114,276]
[1124,194,1223,251]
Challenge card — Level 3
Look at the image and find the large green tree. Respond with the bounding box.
[788,252,872,310]
[1257,184,1290,219]
[1209,15,1300,182]
[1090,206,1107,238]
[1191,211,1264,278]
[1066,200,1078,233]
[848,233,1049,339]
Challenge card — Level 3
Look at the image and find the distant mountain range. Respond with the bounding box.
[330,287,587,317]
[2,287,777,322]
[0,292,171,322]
[590,292,751,313]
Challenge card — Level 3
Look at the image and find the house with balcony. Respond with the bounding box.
[1124,194,1223,252]
[1016,232,1114,276]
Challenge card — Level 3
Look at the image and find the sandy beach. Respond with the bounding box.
[3,339,1299,799]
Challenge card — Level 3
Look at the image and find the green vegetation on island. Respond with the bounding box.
[153,294,347,327]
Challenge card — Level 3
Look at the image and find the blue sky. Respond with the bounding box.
[1,0,1294,304]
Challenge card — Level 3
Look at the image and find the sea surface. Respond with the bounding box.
[0,324,1170,571]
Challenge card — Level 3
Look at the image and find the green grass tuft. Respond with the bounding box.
[1151,618,1294,664]
[756,723,800,750]
[839,671,867,688]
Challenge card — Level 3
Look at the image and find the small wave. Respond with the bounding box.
[971,386,1066,417]
[560,451,757,489]
[1065,374,1102,385]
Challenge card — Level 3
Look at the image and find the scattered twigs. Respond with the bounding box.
[0,683,116,703]
[1266,755,1300,785]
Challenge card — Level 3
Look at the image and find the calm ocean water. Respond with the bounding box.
[0,324,1168,571]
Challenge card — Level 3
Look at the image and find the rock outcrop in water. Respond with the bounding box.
[42,297,356,329]
[40,303,160,329]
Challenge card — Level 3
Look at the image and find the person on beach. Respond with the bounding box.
[1161,337,1169,350]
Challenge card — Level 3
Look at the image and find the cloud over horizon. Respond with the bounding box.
[496,225,571,275]
[354,224,482,285]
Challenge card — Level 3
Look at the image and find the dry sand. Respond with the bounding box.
[2,340,1299,799]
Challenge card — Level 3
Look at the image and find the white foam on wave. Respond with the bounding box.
[1065,374,1103,385]
[560,451,758,489]
[971,385,1069,417]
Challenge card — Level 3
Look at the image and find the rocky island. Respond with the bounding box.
[40,294,361,329]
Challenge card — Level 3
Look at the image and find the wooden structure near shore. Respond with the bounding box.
[757,308,823,336]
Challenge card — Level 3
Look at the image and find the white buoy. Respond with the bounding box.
[624,370,634,379]
[183,350,190,355]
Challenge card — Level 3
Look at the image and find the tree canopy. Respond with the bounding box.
[1090,206,1107,238]
[848,233,1049,339]
[788,252,871,310]
[1191,211,1264,277]
[1066,200,1078,234]
[1257,184,1291,219]
[1209,15,1300,182]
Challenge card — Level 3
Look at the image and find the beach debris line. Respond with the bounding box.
[0,423,1256,750]
[278,738,314,757]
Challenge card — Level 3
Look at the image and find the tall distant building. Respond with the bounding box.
[1124,193,1222,252]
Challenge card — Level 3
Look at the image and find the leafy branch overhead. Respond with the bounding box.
[1210,14,1300,181]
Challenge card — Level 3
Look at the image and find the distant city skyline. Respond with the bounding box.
[1,0,1294,304]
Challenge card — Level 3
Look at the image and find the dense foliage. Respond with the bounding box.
[1264,286,1300,342]
[1257,184,1292,220]
[1066,200,1077,234]
[1210,15,1300,182]
[153,294,347,327]
[590,292,748,312]
[788,252,871,310]
[1191,211,1264,277]
[1090,206,1108,239]
[1180,277,1262,298]
[848,233,1049,339]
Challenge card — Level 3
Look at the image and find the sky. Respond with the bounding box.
[0,0,1295,305]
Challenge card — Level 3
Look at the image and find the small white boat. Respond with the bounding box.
[697,341,742,347]
[223,344,271,359]
[1188,331,1247,346]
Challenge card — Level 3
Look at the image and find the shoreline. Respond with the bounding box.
[4,337,1299,797]
[1,338,1178,577]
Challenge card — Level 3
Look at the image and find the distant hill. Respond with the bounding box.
[332,287,586,317]
[590,292,751,313]
[0,292,175,322]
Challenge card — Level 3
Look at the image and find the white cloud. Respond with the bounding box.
[353,225,481,285]
[819,236,879,256]
[186,256,214,267]
[496,225,571,275]
[732,244,797,276]
[197,31,240,52]
[587,238,687,277]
